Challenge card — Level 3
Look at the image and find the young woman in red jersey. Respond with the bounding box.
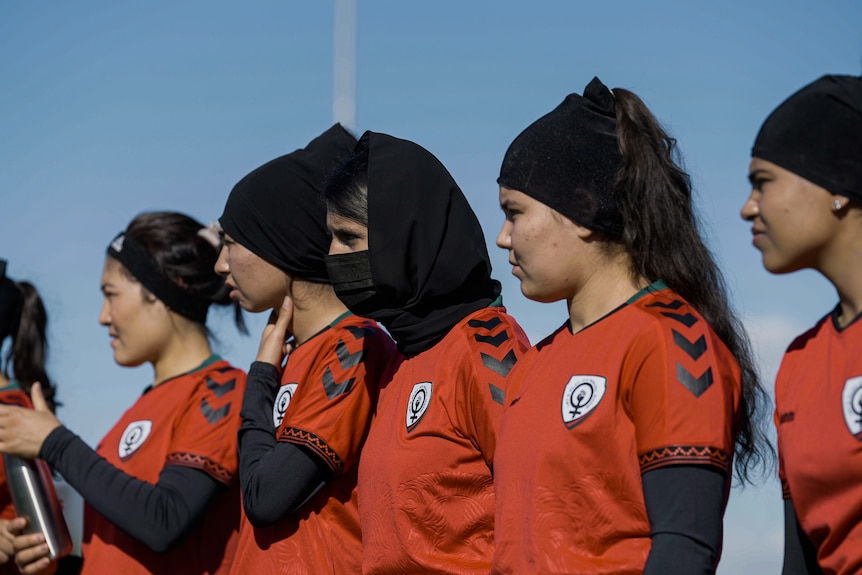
[323,132,530,574]
[0,212,247,575]
[215,124,396,575]
[0,259,66,575]
[491,77,772,574]
[741,74,862,575]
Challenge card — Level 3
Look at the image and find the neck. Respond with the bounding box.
[567,257,646,333]
[0,373,9,389]
[289,283,349,345]
[817,213,862,328]
[151,322,214,386]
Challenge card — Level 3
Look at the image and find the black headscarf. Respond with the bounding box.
[360,132,501,356]
[0,259,23,341]
[498,77,623,237]
[752,74,862,202]
[220,124,357,283]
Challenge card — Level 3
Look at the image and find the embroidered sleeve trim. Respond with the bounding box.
[165,452,233,484]
[639,445,730,474]
[277,427,344,475]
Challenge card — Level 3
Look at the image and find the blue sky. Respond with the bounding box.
[1,1,860,571]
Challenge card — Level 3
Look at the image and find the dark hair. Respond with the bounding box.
[121,211,247,335]
[611,88,774,485]
[323,136,370,225]
[1,281,58,412]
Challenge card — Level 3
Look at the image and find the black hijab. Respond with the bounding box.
[220,124,357,283]
[361,132,501,356]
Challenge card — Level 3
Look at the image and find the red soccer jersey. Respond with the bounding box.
[81,357,245,575]
[492,283,740,575]
[0,385,33,575]
[230,313,396,575]
[775,311,862,575]
[358,305,529,575]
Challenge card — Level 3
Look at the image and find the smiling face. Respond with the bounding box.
[496,186,590,303]
[214,233,287,313]
[741,158,842,275]
[99,257,174,368]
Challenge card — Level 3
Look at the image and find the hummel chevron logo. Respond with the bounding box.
[322,368,356,400]
[646,300,684,310]
[200,398,230,424]
[677,364,714,397]
[468,317,502,330]
[672,330,707,360]
[481,349,517,377]
[661,312,698,328]
[474,331,510,347]
[335,340,364,370]
[206,377,236,398]
[488,383,505,405]
[344,324,374,340]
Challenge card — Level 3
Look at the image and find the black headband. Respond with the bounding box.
[752,74,862,202]
[107,233,209,324]
[0,259,24,340]
[498,77,623,237]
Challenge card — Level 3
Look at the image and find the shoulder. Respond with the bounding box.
[330,315,396,350]
[446,306,529,378]
[786,313,832,354]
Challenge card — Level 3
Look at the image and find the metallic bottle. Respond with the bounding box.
[3,455,73,560]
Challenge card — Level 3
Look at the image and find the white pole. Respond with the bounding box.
[333,0,357,133]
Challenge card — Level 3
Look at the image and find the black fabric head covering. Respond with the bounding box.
[0,259,24,341]
[362,131,501,356]
[752,74,862,202]
[498,77,623,237]
[220,124,357,283]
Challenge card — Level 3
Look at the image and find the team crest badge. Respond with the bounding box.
[406,382,433,432]
[111,234,125,252]
[118,420,152,459]
[841,376,862,439]
[273,383,299,428]
[561,375,606,429]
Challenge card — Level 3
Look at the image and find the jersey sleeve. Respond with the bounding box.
[165,364,246,484]
[276,320,394,475]
[625,309,739,475]
[457,309,531,467]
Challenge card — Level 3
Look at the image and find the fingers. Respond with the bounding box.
[13,532,51,574]
[29,383,49,414]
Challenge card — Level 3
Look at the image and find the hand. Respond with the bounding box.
[8,517,53,574]
[0,518,14,564]
[255,297,296,367]
[0,383,62,459]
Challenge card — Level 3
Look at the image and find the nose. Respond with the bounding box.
[496,219,512,250]
[214,245,229,276]
[98,298,111,327]
[740,191,759,222]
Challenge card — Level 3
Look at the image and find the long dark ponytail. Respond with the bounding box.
[1,271,58,412]
[611,88,774,484]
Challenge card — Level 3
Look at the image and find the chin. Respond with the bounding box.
[520,285,564,304]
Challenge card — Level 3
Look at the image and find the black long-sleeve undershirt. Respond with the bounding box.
[641,465,727,575]
[40,427,222,553]
[782,498,824,575]
[238,361,331,527]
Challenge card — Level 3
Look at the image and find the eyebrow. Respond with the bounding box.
[748,169,769,185]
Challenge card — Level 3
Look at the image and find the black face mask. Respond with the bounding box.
[324,250,385,316]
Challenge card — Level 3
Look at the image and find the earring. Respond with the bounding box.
[834,199,843,211]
